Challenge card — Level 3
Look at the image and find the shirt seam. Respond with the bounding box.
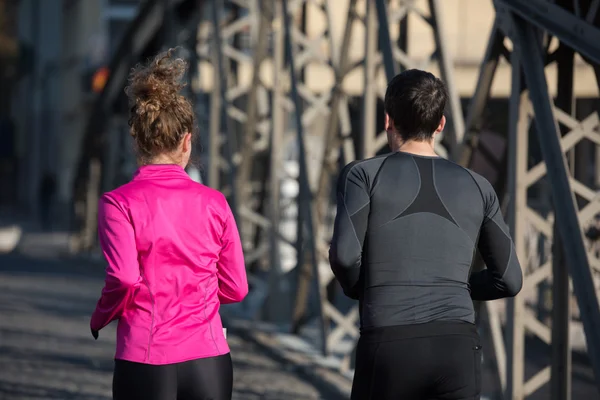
[432,159,474,245]
[486,217,515,281]
[341,154,392,197]
[452,161,487,217]
[205,275,221,354]
[368,153,395,196]
[376,157,422,228]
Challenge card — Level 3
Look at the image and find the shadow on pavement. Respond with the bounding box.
[0,245,330,399]
[0,249,114,400]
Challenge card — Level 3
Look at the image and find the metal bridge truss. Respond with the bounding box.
[462,1,600,399]
[72,0,600,399]
[195,0,466,370]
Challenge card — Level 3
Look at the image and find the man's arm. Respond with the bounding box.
[329,162,370,299]
[469,178,523,300]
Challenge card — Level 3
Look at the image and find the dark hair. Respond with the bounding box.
[383,69,448,142]
[125,49,196,164]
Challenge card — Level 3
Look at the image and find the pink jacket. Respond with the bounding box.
[90,164,248,365]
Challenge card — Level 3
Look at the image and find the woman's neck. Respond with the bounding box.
[148,154,186,168]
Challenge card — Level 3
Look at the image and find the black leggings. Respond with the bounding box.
[113,353,233,400]
[351,321,482,400]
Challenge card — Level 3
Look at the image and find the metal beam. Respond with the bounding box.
[429,0,465,153]
[210,0,240,222]
[495,0,600,64]
[551,35,576,400]
[505,50,526,400]
[291,0,359,334]
[511,11,600,395]
[374,0,398,80]
[457,21,505,166]
[281,0,327,356]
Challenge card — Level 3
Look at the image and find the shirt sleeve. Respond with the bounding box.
[329,162,370,300]
[90,194,142,331]
[469,177,523,301]
[216,199,249,304]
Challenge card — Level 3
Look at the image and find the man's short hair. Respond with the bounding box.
[384,69,448,142]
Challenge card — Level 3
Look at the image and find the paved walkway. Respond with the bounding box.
[0,246,335,400]
[1,222,598,399]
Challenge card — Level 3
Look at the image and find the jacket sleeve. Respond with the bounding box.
[329,162,370,300]
[90,194,142,331]
[216,200,248,304]
[469,177,523,300]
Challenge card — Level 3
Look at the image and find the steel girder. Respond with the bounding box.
[463,1,600,399]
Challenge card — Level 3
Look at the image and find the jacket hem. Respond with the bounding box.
[114,349,230,366]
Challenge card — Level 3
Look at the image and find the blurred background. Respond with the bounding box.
[0,0,599,399]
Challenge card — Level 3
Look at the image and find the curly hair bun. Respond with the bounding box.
[125,48,195,163]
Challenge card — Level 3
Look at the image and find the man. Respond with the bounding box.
[328,69,523,400]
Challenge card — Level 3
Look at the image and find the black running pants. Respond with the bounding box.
[351,321,482,400]
[113,353,233,400]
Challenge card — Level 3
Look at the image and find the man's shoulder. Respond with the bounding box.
[458,165,494,193]
[340,153,393,177]
[435,158,492,187]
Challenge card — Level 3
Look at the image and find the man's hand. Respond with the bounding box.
[91,327,99,340]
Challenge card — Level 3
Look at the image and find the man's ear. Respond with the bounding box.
[385,113,391,131]
[434,115,446,134]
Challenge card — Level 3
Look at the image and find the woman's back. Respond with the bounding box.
[91,49,247,400]
[91,164,247,364]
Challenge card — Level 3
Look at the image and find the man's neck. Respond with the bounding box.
[391,139,438,157]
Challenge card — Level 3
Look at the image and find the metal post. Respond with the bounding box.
[291,0,359,334]
[457,22,505,167]
[512,12,600,395]
[550,36,576,400]
[361,0,378,159]
[207,40,221,189]
[210,0,240,221]
[429,0,465,154]
[236,0,272,207]
[267,0,285,323]
[505,50,526,400]
[281,0,327,356]
[29,0,41,218]
[374,0,398,80]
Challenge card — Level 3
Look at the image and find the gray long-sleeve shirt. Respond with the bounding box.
[329,151,523,329]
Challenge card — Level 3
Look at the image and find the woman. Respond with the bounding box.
[90,49,248,400]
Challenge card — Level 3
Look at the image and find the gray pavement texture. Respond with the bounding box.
[0,250,337,400]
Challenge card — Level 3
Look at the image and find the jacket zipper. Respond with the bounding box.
[141,272,155,362]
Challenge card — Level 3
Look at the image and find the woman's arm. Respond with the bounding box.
[90,194,142,332]
[216,200,248,304]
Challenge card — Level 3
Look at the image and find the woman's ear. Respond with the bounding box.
[182,133,192,153]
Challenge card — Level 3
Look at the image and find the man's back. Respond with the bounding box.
[329,151,522,329]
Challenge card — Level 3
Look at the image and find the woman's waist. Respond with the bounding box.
[119,304,223,335]
[115,323,230,365]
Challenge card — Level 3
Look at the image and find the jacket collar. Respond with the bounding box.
[132,164,191,181]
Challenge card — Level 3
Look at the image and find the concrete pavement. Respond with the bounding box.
[0,246,341,400]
